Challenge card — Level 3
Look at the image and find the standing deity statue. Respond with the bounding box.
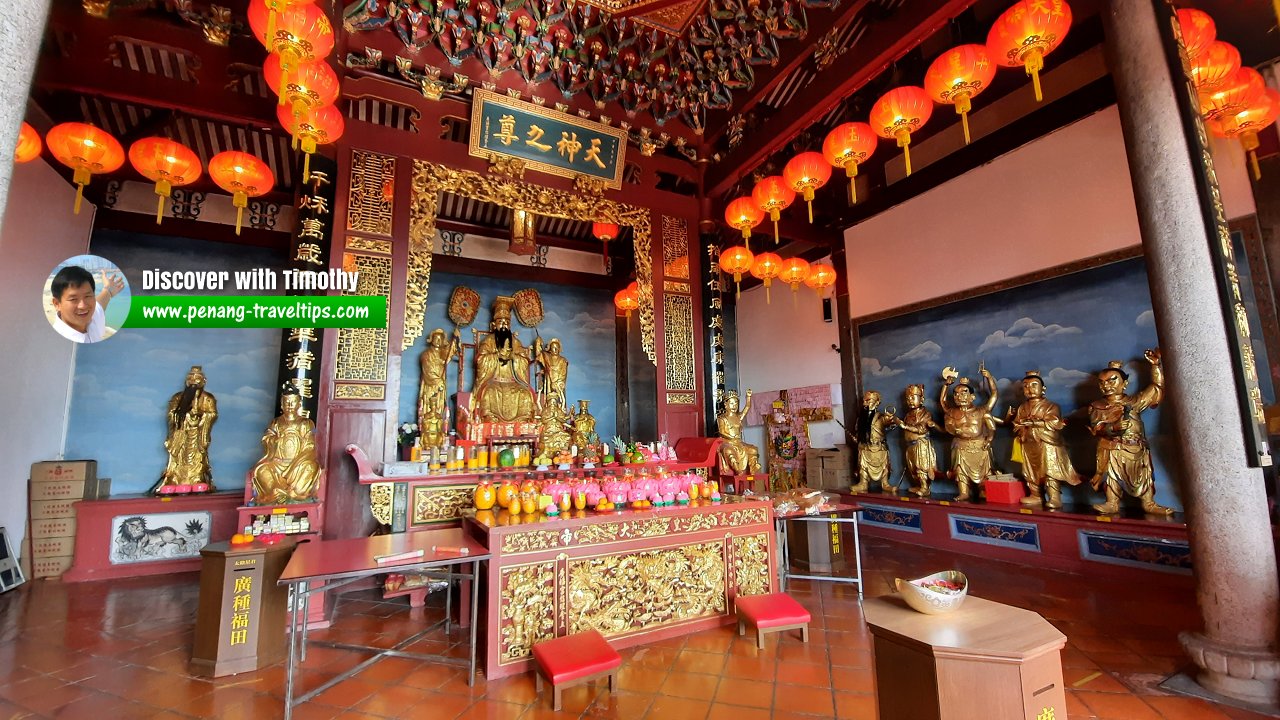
[538,400,572,457]
[533,337,569,411]
[250,392,322,504]
[153,366,218,493]
[418,327,460,447]
[1011,371,1082,509]
[940,367,998,502]
[570,399,596,450]
[717,388,761,475]
[897,384,941,497]
[851,390,898,493]
[1088,350,1173,515]
[473,296,538,423]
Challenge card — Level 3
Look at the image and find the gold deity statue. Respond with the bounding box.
[538,400,572,457]
[851,390,898,493]
[533,337,569,411]
[153,366,218,494]
[571,399,596,449]
[473,296,538,423]
[1011,371,1081,510]
[1089,350,1173,515]
[717,389,761,475]
[250,392,322,504]
[940,367,997,502]
[897,384,941,497]
[418,327,459,448]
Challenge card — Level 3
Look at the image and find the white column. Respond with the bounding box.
[0,0,54,235]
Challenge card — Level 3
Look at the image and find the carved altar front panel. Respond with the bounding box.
[498,561,557,663]
[568,542,726,636]
[411,485,475,525]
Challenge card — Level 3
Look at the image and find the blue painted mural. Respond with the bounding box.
[857,256,1189,512]
[398,271,618,442]
[65,230,284,495]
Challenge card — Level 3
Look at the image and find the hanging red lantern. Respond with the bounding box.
[614,283,640,319]
[1189,41,1241,92]
[987,0,1072,103]
[592,221,620,270]
[208,150,275,235]
[256,0,319,58]
[1199,66,1265,125]
[263,55,340,117]
[869,87,933,177]
[724,196,764,249]
[278,103,344,183]
[751,175,795,245]
[822,122,877,204]
[925,45,997,145]
[783,152,831,222]
[248,1,334,73]
[750,252,782,304]
[1176,8,1216,59]
[805,261,836,297]
[46,123,125,214]
[128,137,202,225]
[778,257,811,298]
[15,122,41,163]
[719,245,755,297]
[1209,88,1280,181]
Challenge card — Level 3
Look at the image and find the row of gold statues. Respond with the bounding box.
[852,349,1171,515]
[149,365,322,505]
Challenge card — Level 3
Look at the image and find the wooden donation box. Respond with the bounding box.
[786,509,849,574]
[863,595,1067,720]
[191,538,295,677]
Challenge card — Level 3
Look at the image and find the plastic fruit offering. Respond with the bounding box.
[231,533,253,546]
[496,480,517,507]
[498,448,517,467]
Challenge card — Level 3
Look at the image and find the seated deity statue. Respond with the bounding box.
[250,392,322,504]
[473,296,537,423]
[717,389,761,475]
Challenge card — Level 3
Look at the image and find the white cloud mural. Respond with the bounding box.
[862,357,904,378]
[977,317,1083,354]
[892,340,942,364]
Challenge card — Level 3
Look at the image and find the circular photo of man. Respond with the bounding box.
[44,254,130,343]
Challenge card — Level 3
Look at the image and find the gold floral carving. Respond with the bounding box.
[336,254,390,381]
[499,507,768,555]
[732,533,771,597]
[502,529,563,554]
[568,543,726,636]
[369,482,393,526]
[499,562,557,663]
[347,150,395,236]
[664,293,695,391]
[666,393,696,405]
[346,236,393,255]
[412,485,476,524]
[664,281,691,293]
[335,383,385,400]
[661,216,690,279]
[408,161,655,362]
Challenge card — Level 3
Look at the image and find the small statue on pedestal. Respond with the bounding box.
[897,384,941,497]
[250,391,322,504]
[1088,349,1173,515]
[940,366,998,502]
[570,399,596,450]
[1011,371,1081,510]
[533,337,569,411]
[152,366,218,494]
[717,388,761,475]
[851,390,898,494]
[538,400,572,458]
[418,327,459,447]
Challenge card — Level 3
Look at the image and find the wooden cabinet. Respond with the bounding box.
[863,595,1067,720]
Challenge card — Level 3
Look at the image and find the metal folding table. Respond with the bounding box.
[774,503,864,594]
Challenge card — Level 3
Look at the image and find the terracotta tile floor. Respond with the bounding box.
[0,535,1274,719]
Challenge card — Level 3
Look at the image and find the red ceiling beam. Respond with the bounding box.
[704,0,873,145]
[706,0,976,198]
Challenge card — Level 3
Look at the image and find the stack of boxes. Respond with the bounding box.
[804,445,854,491]
[28,460,109,579]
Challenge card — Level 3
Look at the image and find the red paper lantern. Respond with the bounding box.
[750,251,782,303]
[614,283,640,318]
[869,87,933,177]
[248,1,334,72]
[823,122,877,204]
[1176,8,1216,59]
[592,221,620,270]
[128,137,202,225]
[208,150,275,235]
[264,55,340,117]
[805,261,836,297]
[1209,87,1280,181]
[15,122,41,163]
[1200,66,1265,125]
[783,152,831,222]
[987,0,1072,103]
[778,257,811,293]
[46,122,125,214]
[1189,41,1240,92]
[752,175,795,245]
[719,245,755,297]
[278,103,344,182]
[724,196,764,248]
[256,0,319,60]
[925,44,997,145]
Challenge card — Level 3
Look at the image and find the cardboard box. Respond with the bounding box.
[804,449,826,488]
[31,460,97,484]
[30,479,85,501]
[30,536,75,558]
[30,517,76,539]
[29,499,77,520]
[31,555,73,579]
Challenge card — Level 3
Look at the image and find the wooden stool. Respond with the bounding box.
[736,592,812,648]
[531,629,621,711]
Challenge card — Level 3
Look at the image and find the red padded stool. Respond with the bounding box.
[531,629,621,710]
[736,592,812,648]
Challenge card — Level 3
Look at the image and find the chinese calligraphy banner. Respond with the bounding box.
[469,89,627,189]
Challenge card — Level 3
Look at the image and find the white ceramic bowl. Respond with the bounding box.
[895,570,969,615]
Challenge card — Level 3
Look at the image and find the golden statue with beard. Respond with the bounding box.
[940,367,997,502]
[1012,371,1081,509]
[1088,350,1173,515]
[473,297,538,423]
[898,384,941,497]
[851,390,899,493]
[250,392,321,504]
[152,366,218,494]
